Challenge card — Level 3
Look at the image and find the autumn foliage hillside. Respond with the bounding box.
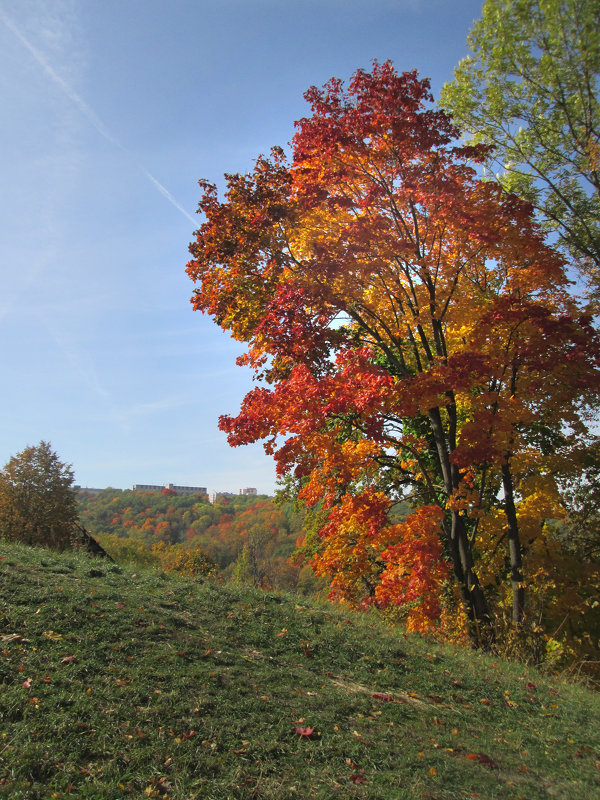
[77,489,320,594]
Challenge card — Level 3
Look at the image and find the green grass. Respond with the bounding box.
[1,541,599,799]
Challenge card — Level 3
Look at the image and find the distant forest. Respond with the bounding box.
[77,488,325,595]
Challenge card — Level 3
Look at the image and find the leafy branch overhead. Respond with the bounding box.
[440,0,600,291]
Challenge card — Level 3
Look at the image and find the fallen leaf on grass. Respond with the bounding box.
[22,677,32,688]
[42,630,63,641]
[372,693,393,702]
[61,654,75,664]
[295,726,317,739]
[450,694,473,708]
[350,773,368,785]
[465,752,498,769]
[126,728,149,740]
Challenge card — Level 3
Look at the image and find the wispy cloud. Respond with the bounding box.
[44,320,113,403]
[0,6,197,225]
[0,6,119,146]
[125,394,196,418]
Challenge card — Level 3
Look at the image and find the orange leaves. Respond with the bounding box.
[375,506,449,633]
[310,495,449,631]
[446,473,483,519]
[307,490,397,607]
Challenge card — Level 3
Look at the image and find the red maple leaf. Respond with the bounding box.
[295,726,316,738]
[465,752,498,768]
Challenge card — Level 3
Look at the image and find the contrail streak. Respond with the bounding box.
[0,7,197,225]
[141,169,197,225]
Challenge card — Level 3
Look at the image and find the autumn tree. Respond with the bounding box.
[440,0,600,291]
[187,63,600,643]
[0,441,79,550]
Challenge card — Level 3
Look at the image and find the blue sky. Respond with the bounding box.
[0,0,484,495]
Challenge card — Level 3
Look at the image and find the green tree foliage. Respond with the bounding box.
[0,441,78,550]
[560,437,600,561]
[440,0,600,290]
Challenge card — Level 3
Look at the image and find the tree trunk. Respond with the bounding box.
[450,511,492,645]
[501,462,525,625]
[428,406,491,644]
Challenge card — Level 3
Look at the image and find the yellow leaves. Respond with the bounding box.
[42,630,62,642]
[514,474,565,542]
[444,319,478,351]
[288,206,349,261]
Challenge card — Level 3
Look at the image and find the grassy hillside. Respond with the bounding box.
[1,541,599,800]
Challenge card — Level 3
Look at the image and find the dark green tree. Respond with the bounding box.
[0,441,78,549]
